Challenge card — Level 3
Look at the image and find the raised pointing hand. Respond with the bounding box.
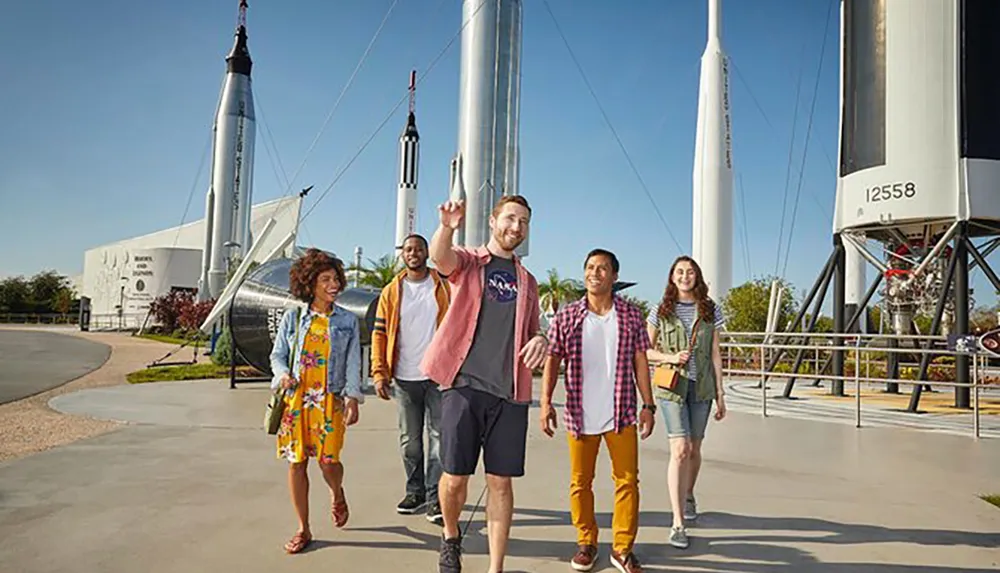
[439,200,465,230]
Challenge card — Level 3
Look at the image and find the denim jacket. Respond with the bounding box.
[269,304,365,402]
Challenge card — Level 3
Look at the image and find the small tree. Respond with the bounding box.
[149,290,196,333]
[29,270,70,309]
[52,288,75,314]
[722,277,795,333]
[0,276,31,313]
[179,299,214,332]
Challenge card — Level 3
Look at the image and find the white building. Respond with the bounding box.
[81,196,301,329]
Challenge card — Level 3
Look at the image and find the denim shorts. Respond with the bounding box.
[659,381,712,440]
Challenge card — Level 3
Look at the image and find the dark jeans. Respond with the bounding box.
[395,379,442,500]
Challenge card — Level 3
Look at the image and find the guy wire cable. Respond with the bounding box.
[779,0,835,279]
[300,0,492,223]
[540,0,683,254]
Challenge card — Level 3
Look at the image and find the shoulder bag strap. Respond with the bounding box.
[689,315,702,350]
[287,308,301,390]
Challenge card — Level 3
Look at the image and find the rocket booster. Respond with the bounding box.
[691,0,734,297]
[452,0,524,253]
[395,71,420,252]
[200,0,257,301]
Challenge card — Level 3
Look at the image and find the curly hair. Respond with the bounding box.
[289,248,347,303]
[656,255,716,323]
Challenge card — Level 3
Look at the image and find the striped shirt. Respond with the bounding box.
[646,301,724,383]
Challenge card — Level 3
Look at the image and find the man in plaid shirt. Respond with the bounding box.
[540,248,655,573]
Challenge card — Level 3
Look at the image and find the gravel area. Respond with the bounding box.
[0,328,191,462]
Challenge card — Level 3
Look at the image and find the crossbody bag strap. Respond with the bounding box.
[284,307,301,396]
[689,315,702,349]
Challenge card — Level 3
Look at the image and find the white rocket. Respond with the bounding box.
[450,0,525,254]
[395,71,419,252]
[691,0,733,297]
[199,0,257,301]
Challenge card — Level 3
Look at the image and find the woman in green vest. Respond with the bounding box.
[645,256,727,550]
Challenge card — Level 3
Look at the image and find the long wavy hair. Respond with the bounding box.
[656,255,716,322]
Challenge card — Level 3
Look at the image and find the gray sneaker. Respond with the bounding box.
[669,526,689,549]
[684,496,698,521]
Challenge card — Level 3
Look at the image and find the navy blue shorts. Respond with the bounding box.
[439,386,529,477]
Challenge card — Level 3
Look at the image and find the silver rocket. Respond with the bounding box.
[199,0,257,301]
[450,0,525,254]
[691,0,733,297]
[395,71,420,252]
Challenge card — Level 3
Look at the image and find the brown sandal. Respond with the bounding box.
[332,488,349,528]
[284,531,312,554]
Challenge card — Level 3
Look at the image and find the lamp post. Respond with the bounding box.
[118,276,128,330]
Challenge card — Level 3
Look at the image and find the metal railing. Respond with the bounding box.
[0,313,79,325]
[718,331,993,439]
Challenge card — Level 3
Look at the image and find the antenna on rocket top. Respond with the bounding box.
[238,0,248,28]
[408,69,416,115]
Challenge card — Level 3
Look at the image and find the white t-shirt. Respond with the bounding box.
[394,276,439,381]
[581,307,618,435]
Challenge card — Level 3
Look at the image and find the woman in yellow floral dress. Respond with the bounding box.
[269,248,363,554]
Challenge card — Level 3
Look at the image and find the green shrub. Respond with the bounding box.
[211,328,251,367]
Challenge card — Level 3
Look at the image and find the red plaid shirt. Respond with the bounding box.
[547,296,652,437]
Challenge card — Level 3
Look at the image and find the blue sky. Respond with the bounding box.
[0,0,995,309]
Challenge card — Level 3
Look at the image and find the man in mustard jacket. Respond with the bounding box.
[371,234,451,525]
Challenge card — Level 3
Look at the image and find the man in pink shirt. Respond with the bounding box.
[421,195,547,573]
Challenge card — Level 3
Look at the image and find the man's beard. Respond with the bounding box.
[493,230,524,251]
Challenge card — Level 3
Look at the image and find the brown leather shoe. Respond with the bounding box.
[610,550,642,573]
[570,544,598,571]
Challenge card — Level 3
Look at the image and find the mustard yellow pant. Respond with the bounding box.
[567,425,639,554]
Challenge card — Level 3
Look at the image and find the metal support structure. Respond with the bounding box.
[965,236,1000,294]
[954,222,970,409]
[767,249,838,382]
[832,236,846,396]
[885,337,900,393]
[808,272,886,387]
[781,258,836,397]
[969,237,1000,271]
[907,234,960,412]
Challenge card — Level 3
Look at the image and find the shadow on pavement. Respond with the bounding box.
[333,507,999,572]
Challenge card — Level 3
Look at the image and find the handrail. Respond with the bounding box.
[714,335,990,440]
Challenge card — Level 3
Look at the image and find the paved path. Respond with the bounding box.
[0,328,180,461]
[0,329,110,404]
[0,378,995,572]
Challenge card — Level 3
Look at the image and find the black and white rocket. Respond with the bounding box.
[395,71,420,252]
[199,0,257,301]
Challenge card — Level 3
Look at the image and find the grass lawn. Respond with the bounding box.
[137,333,208,347]
[126,363,264,384]
[981,494,1000,510]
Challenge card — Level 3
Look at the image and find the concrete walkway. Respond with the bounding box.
[0,328,181,461]
[0,376,995,572]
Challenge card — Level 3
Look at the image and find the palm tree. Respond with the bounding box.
[349,254,401,290]
[538,268,579,315]
[619,294,652,318]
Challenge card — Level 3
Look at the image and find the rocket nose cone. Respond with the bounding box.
[226,25,253,76]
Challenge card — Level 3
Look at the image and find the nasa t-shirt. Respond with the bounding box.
[454,256,518,400]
